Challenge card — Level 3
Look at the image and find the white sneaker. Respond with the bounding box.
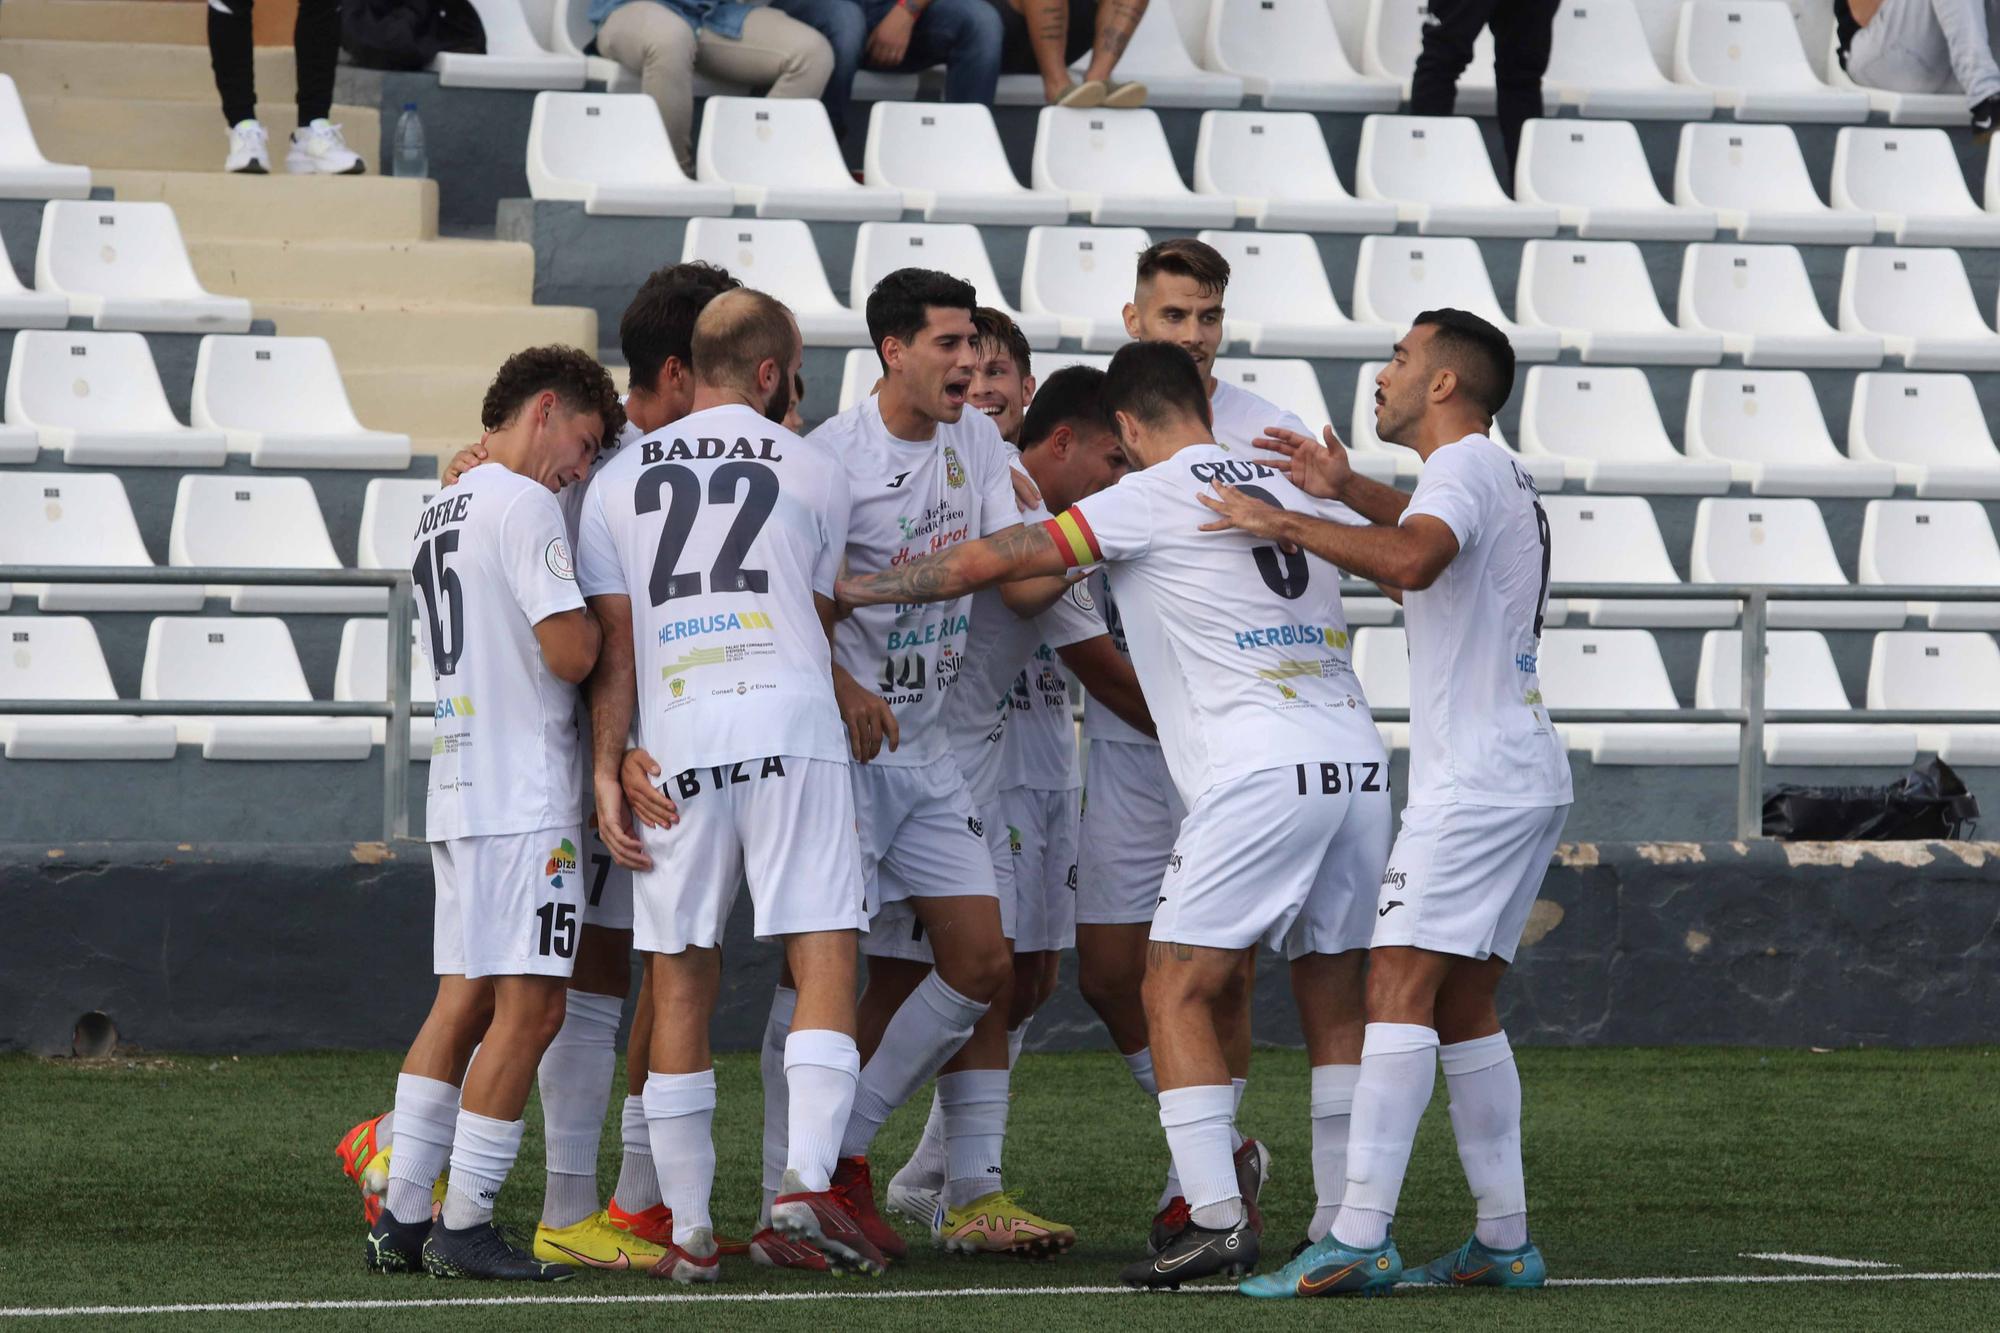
[224,119,270,174]
[286,119,366,176]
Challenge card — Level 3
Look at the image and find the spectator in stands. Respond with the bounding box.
[771,0,1003,138]
[1408,0,1558,174]
[991,0,1149,107]
[594,0,836,174]
[208,0,365,174]
[1838,0,2000,140]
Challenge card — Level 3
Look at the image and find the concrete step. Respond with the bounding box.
[186,237,535,304]
[260,299,598,373]
[345,367,496,443]
[96,169,436,243]
[0,38,297,101]
[22,96,380,174]
[0,1,207,43]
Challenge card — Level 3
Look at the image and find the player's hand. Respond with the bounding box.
[620,747,679,829]
[835,672,900,762]
[1197,478,1289,538]
[1010,467,1043,514]
[591,775,654,871]
[866,5,915,66]
[441,435,492,486]
[1254,424,1352,501]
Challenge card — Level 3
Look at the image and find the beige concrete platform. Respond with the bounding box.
[95,170,437,243]
[0,39,297,102]
[0,1,207,43]
[24,96,381,174]
[185,236,540,304]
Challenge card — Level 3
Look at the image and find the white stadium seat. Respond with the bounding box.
[1538,628,1735,764]
[1684,369,1894,497]
[1019,225,1153,349]
[1355,115,1560,238]
[696,97,902,222]
[1520,367,1732,496]
[1201,0,1399,110]
[1191,111,1397,233]
[1210,356,1346,442]
[1698,629,1918,765]
[192,336,412,471]
[850,223,1060,349]
[679,218,867,346]
[1542,0,1716,119]
[168,476,382,614]
[0,419,33,464]
[1838,247,2000,372]
[335,618,436,755]
[434,0,586,88]
[1869,631,2000,763]
[1346,361,1559,489]
[0,232,68,329]
[863,103,1068,225]
[524,93,733,217]
[1031,108,1237,227]
[1691,497,1906,629]
[1826,30,1963,126]
[1673,124,1876,244]
[1051,0,1243,107]
[1859,500,2000,630]
[1195,230,1395,358]
[1541,495,1737,627]
[1672,1,1868,123]
[1516,239,1723,365]
[0,74,91,199]
[1513,119,1717,241]
[1351,626,1410,750]
[357,478,442,570]
[35,201,252,333]
[0,617,176,760]
[1830,128,2000,247]
[1847,372,2000,499]
[1352,236,1563,362]
[1676,243,1884,369]
[0,472,202,612]
[141,616,372,761]
[5,331,227,466]
[838,348,881,413]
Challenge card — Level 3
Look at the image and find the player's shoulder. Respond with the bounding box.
[806,397,872,464]
[1425,433,1515,491]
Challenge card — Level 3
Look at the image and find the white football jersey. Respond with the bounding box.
[1048,441,1386,805]
[999,636,1082,791]
[814,395,1019,768]
[414,462,586,841]
[1401,434,1573,808]
[575,403,851,775]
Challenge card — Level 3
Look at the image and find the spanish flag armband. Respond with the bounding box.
[1042,510,1101,568]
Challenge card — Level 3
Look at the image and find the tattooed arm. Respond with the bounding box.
[837,522,1071,608]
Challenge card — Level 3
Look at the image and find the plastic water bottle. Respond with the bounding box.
[393,102,429,179]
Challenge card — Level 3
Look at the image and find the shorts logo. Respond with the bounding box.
[545,537,575,581]
[1007,824,1023,854]
[967,815,984,838]
[943,445,967,489]
[670,677,685,698]
[544,838,579,888]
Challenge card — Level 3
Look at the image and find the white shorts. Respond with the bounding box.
[1152,761,1393,957]
[1372,802,1570,963]
[1076,740,1186,926]
[865,787,1013,962]
[579,791,634,931]
[431,824,585,980]
[1003,785,1079,953]
[632,755,867,955]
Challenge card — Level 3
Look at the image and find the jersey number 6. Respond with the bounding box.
[637,461,778,606]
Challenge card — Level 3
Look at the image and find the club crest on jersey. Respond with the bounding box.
[943,445,967,489]
[669,677,685,698]
[544,838,579,887]
[545,537,575,581]
[1275,682,1299,701]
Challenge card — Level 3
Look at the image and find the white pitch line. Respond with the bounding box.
[1740,1252,1900,1270]
[5,1271,2000,1318]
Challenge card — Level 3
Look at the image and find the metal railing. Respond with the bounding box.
[2,569,1997,844]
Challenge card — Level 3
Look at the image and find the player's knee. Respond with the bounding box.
[938,949,1012,1005]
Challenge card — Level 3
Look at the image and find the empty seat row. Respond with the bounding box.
[0,199,250,334]
[2,331,410,469]
[0,615,428,761]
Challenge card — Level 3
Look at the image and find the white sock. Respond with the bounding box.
[613,1094,660,1212]
[385,1073,459,1225]
[644,1069,717,1238]
[537,989,621,1229]
[1159,1083,1241,1230]
[1229,1076,1247,1151]
[1332,1023,1439,1250]
[938,1068,1010,1208]
[759,986,797,1228]
[1308,1063,1360,1242]
[839,973,988,1158]
[783,1028,860,1194]
[441,1110,524,1231]
[1442,1032,1529,1252]
[1007,1019,1029,1069]
[1123,1047,1159,1098]
[897,1088,949,1194]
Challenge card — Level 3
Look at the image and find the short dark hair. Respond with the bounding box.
[620,261,740,392]
[692,288,797,397]
[972,307,1031,380]
[481,345,625,438]
[1102,341,1213,434]
[866,267,977,369]
[1018,365,1109,452]
[1411,307,1516,417]
[1135,237,1231,296]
